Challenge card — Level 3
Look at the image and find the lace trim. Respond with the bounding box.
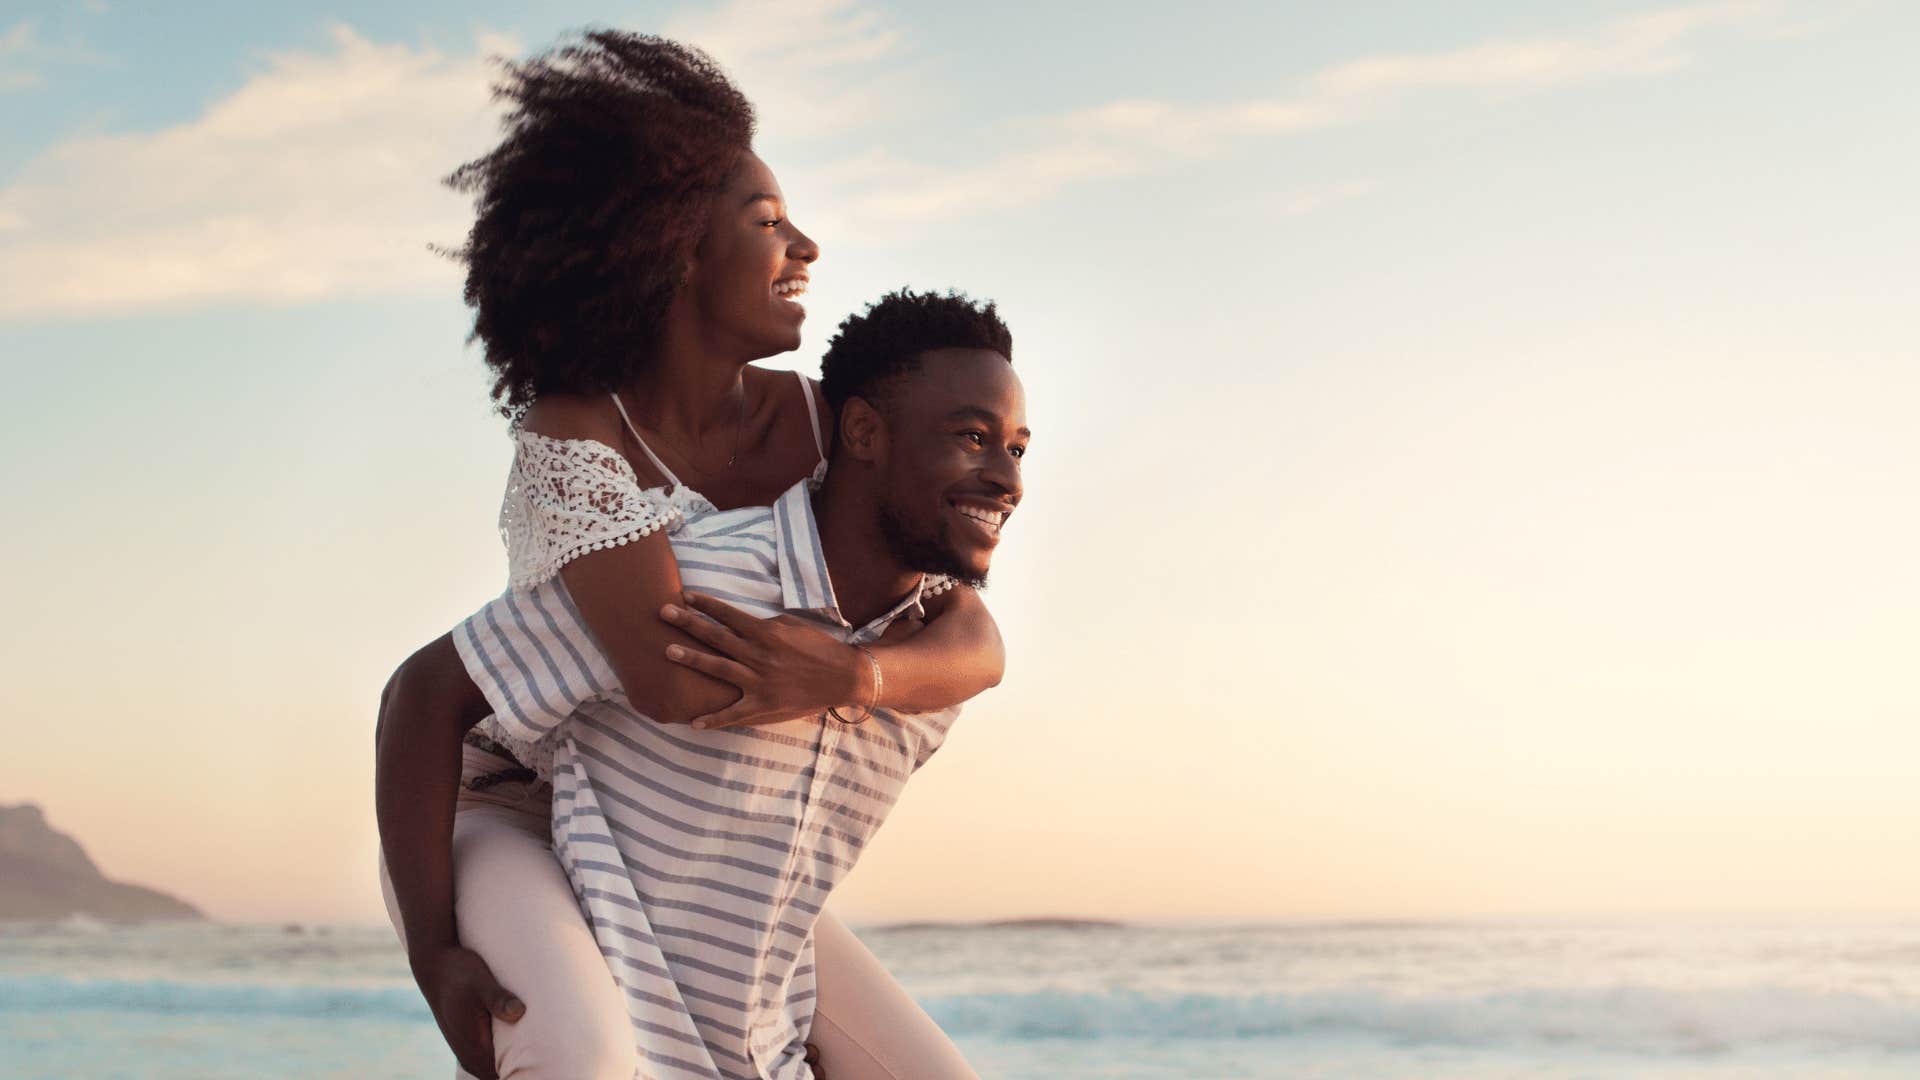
[501,430,710,591]
[471,716,561,785]
[922,574,961,599]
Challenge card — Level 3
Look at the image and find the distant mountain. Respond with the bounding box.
[0,803,201,922]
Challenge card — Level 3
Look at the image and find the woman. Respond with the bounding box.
[375,32,992,1079]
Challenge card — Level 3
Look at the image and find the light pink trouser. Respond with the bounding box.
[380,753,978,1080]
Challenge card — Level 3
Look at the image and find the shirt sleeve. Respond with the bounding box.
[451,578,621,743]
[893,706,962,774]
[502,430,684,592]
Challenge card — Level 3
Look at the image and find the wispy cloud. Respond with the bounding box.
[0,15,115,91]
[814,0,1786,226]
[1,19,43,91]
[1306,0,1779,99]
[0,2,1790,319]
[0,25,506,318]
[663,0,913,139]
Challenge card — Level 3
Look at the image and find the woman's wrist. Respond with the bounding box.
[827,643,881,724]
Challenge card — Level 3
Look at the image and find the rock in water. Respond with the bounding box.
[0,803,202,922]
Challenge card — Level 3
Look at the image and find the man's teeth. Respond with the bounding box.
[773,280,808,297]
[957,505,1006,532]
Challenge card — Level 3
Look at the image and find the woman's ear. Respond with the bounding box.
[837,396,886,464]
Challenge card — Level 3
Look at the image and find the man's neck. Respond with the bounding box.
[811,476,920,628]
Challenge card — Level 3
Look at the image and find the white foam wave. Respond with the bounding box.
[922,986,1920,1053]
[0,976,428,1022]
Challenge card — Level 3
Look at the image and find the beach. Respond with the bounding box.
[5,918,1919,1078]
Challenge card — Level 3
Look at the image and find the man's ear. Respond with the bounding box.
[837,396,887,464]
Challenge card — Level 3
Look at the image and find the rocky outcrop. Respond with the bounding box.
[0,803,202,922]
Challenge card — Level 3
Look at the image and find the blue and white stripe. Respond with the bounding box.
[454,476,958,1080]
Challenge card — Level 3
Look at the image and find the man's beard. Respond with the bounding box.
[878,502,988,588]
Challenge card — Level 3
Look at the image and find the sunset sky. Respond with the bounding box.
[3,0,1916,925]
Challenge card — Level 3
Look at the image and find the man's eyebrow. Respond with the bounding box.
[946,404,1031,438]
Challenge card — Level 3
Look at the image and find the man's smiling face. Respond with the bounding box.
[873,347,1028,587]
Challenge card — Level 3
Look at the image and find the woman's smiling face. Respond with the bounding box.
[681,151,820,361]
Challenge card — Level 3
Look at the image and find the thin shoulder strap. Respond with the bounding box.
[607,393,684,491]
[796,370,827,463]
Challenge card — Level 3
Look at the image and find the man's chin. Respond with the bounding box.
[880,510,991,587]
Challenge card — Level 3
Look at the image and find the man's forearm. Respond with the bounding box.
[374,635,487,959]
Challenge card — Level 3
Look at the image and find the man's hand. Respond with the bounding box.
[660,591,866,729]
[410,944,523,1080]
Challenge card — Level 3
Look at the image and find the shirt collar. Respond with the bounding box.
[770,469,932,638]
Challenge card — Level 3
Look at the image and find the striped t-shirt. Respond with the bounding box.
[454,474,960,1080]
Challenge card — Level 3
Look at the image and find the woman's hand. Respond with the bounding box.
[660,591,867,729]
[409,944,524,1080]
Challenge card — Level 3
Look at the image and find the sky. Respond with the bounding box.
[2,0,1916,926]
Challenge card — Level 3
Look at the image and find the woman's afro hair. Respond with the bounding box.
[447,31,755,417]
[818,289,1014,415]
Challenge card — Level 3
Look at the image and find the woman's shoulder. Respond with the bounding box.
[518,392,625,445]
[743,365,823,408]
[744,365,829,458]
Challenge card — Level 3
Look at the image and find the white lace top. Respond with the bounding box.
[498,430,715,592]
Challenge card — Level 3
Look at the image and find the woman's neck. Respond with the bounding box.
[623,317,752,441]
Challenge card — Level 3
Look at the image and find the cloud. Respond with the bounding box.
[0,2,1789,319]
[0,25,506,318]
[1,19,43,90]
[662,0,912,139]
[811,0,1785,226]
[0,16,116,91]
[1306,0,1781,100]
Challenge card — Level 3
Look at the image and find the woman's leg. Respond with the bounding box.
[380,767,636,1080]
[808,910,978,1080]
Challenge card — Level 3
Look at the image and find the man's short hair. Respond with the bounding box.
[819,289,1013,415]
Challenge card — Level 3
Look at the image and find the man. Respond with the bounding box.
[384,289,1028,1079]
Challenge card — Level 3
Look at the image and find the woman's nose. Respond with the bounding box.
[788,224,820,264]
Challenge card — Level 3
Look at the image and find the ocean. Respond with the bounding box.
[3,918,1918,1078]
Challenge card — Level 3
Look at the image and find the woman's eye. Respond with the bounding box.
[761,218,784,228]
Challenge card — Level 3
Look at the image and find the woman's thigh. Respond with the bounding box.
[381,787,635,1080]
[809,910,978,1080]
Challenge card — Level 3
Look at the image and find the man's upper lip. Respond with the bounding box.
[952,495,1014,518]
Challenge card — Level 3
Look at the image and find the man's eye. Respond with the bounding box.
[961,431,985,446]
[1010,445,1026,459]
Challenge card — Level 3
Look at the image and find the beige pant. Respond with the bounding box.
[380,758,977,1079]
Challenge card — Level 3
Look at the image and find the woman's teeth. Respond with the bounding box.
[773,279,807,298]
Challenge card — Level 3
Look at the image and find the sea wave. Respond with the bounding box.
[0,975,429,1022]
[922,985,1920,1053]
[7,976,1918,1053]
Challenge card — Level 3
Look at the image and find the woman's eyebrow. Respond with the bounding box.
[741,192,782,208]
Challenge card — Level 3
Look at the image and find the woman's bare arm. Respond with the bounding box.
[521,394,745,726]
[557,528,743,724]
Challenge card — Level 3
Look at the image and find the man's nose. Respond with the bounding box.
[981,447,1022,503]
